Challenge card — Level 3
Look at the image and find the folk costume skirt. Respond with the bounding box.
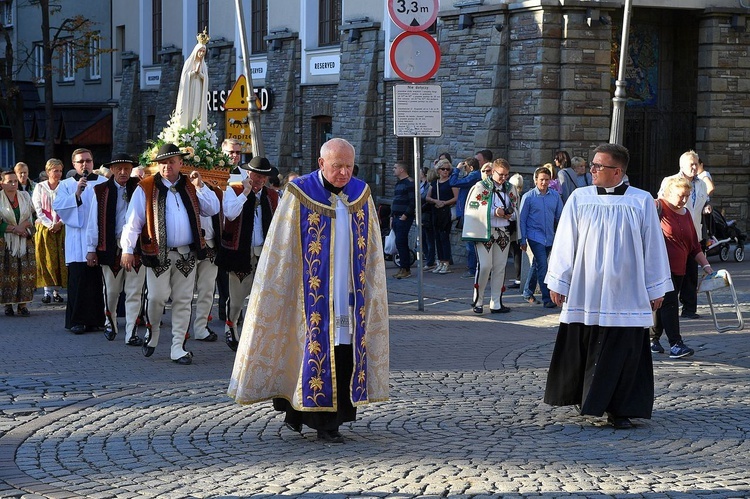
[35,225,67,288]
[544,322,654,419]
[0,241,36,305]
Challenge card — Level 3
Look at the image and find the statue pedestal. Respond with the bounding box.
[143,165,231,189]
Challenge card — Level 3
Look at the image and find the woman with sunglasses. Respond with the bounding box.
[425,159,458,274]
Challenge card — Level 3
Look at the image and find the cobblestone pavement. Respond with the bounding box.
[1,252,749,498]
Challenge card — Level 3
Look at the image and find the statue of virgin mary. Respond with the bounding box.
[175,29,210,132]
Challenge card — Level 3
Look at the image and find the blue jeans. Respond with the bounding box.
[465,241,477,272]
[392,216,414,270]
[421,218,436,266]
[524,240,552,304]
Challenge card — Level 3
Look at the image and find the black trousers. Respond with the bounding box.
[651,273,684,346]
[273,344,357,431]
[216,269,229,320]
[679,253,698,315]
[65,262,105,329]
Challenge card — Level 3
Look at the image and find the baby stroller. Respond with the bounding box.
[705,210,746,262]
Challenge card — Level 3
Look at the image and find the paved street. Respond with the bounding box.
[1,250,749,498]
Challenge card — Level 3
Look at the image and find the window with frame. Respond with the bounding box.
[33,43,44,82]
[318,0,341,47]
[312,116,332,172]
[88,33,101,80]
[251,0,267,54]
[197,0,209,34]
[152,0,162,64]
[61,40,75,81]
[1,0,12,27]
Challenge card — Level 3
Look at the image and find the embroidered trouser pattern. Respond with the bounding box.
[102,263,145,343]
[144,250,197,360]
[473,228,510,310]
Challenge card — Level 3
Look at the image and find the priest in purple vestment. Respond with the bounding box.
[228,138,389,443]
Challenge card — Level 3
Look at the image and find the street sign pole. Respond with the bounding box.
[388,0,440,312]
[413,136,423,310]
[234,0,264,158]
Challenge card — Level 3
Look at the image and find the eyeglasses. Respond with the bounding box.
[493,172,509,178]
[438,167,451,171]
[225,150,241,155]
[589,162,619,172]
[74,159,94,164]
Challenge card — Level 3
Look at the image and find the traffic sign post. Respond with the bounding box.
[224,75,261,153]
[388,0,439,32]
[387,0,442,311]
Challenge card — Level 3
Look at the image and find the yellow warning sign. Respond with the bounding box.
[225,109,253,152]
[224,75,262,110]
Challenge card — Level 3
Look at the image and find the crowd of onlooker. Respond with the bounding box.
[387,147,718,359]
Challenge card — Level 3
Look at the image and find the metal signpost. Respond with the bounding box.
[388,0,441,311]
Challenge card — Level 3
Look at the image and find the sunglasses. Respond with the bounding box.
[438,167,451,171]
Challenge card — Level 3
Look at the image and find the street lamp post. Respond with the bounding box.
[609,0,634,146]
[234,0,265,158]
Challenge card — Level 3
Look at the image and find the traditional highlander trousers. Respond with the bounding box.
[215,157,278,351]
[119,146,220,365]
[462,169,518,314]
[191,184,223,343]
[85,154,146,346]
[228,168,389,440]
[0,183,36,315]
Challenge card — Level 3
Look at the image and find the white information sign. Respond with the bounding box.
[388,0,440,32]
[393,84,442,137]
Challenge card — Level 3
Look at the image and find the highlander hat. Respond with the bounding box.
[154,143,188,162]
[240,156,273,175]
[104,153,137,168]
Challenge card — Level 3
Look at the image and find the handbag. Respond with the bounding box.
[436,181,458,221]
[384,229,397,255]
[497,186,516,235]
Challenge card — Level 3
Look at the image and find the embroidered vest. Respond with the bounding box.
[94,177,140,266]
[138,173,206,267]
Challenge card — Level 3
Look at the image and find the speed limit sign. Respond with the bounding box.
[388,0,439,32]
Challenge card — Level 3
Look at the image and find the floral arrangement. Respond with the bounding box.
[140,114,231,171]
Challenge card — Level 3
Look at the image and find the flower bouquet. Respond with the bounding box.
[140,114,232,186]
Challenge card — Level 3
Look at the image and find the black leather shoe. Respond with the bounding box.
[225,328,239,352]
[196,327,218,342]
[70,324,86,334]
[317,429,344,443]
[52,293,64,303]
[172,353,193,365]
[681,312,701,320]
[473,306,483,314]
[285,422,302,434]
[103,325,116,341]
[142,344,155,357]
[41,294,51,304]
[607,414,633,429]
[491,306,511,314]
[127,335,144,346]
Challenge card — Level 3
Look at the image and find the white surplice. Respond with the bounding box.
[53,175,108,264]
[545,185,673,327]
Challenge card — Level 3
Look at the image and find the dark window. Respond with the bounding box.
[251,0,268,54]
[146,115,156,142]
[318,0,341,47]
[396,137,416,168]
[197,0,209,35]
[312,116,332,172]
[152,0,162,64]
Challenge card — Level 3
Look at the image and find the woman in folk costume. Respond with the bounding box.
[228,138,389,443]
[0,169,36,316]
[462,158,518,314]
[175,29,210,132]
[32,158,67,304]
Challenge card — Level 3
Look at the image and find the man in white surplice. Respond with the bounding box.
[543,143,672,430]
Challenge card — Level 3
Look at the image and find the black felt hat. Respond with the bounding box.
[154,143,188,162]
[239,156,273,175]
[104,153,137,167]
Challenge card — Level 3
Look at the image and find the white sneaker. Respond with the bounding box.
[432,263,444,274]
[439,263,451,274]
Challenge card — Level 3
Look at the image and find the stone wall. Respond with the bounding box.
[697,11,750,226]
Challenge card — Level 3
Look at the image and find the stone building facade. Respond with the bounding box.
[112,1,750,232]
